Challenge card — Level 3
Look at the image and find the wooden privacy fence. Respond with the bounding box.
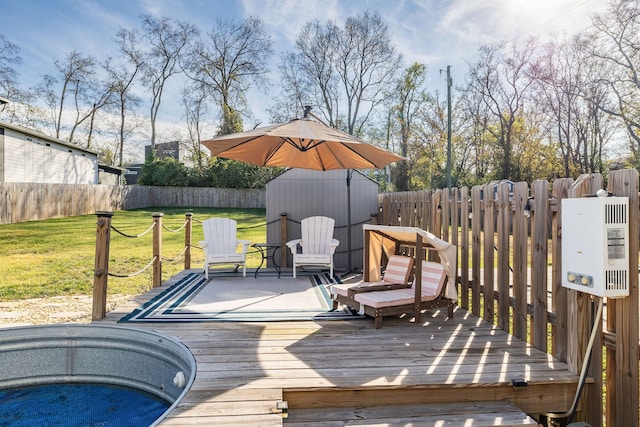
[377,169,639,427]
[0,183,265,224]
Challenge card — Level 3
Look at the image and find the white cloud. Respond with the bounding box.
[3,0,614,152]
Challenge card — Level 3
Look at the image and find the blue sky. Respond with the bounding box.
[1,0,610,137]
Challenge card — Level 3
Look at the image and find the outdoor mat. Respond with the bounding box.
[119,272,362,323]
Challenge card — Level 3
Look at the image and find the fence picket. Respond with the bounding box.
[377,170,640,424]
[0,184,266,224]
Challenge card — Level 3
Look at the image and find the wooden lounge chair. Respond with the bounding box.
[200,217,250,279]
[354,261,454,329]
[286,216,339,278]
[330,254,414,311]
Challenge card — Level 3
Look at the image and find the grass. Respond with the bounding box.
[0,207,266,301]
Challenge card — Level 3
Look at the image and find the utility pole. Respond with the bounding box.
[446,65,452,189]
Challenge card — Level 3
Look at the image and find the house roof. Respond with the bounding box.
[98,163,127,174]
[0,119,99,156]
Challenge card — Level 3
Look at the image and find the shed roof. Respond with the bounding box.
[0,119,99,156]
[266,167,379,185]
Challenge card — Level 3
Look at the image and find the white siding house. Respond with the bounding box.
[0,121,98,184]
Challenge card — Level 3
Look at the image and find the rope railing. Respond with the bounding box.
[161,245,189,263]
[111,223,156,238]
[238,222,268,230]
[106,220,173,278]
[108,256,158,278]
[162,218,189,233]
[93,212,369,320]
[93,211,195,320]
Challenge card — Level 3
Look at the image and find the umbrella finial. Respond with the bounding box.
[303,105,311,118]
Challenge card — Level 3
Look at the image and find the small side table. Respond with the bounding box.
[251,243,282,278]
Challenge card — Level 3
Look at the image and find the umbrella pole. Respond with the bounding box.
[342,169,355,277]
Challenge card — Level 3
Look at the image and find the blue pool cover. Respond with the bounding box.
[0,383,169,426]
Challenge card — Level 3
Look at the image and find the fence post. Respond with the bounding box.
[459,187,469,310]
[530,180,549,352]
[152,213,163,287]
[482,182,495,324]
[470,185,482,317]
[93,211,113,320]
[280,213,288,268]
[512,182,529,341]
[551,178,573,362]
[496,183,510,330]
[607,169,639,427]
[184,212,193,270]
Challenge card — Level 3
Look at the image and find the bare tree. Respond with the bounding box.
[390,63,428,191]
[181,81,210,170]
[464,39,537,179]
[105,28,144,166]
[267,51,318,123]
[280,11,401,136]
[589,0,640,161]
[531,29,620,176]
[74,81,116,149]
[140,15,198,147]
[336,11,401,136]
[0,35,20,98]
[0,35,35,125]
[48,50,96,139]
[291,20,341,124]
[458,85,494,184]
[183,17,273,135]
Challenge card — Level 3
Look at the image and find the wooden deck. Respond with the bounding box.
[96,269,580,426]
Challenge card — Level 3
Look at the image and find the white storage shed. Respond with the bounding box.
[266,168,379,273]
[0,121,98,184]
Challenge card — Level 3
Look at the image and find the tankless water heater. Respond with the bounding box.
[561,196,629,298]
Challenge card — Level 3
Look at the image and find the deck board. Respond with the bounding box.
[95,270,578,426]
[285,401,538,426]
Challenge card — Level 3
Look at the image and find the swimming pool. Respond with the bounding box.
[0,324,196,426]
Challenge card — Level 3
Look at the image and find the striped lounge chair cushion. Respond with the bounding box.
[330,282,358,298]
[331,255,413,298]
[382,255,414,284]
[354,262,446,309]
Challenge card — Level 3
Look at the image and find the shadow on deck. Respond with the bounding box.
[95,269,579,426]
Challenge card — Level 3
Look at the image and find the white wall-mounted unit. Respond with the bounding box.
[561,196,629,298]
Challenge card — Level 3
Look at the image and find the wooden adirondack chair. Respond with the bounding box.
[286,216,339,278]
[200,218,250,279]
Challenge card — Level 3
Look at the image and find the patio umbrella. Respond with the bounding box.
[200,107,405,272]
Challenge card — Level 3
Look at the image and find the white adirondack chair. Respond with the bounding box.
[286,216,339,278]
[200,218,250,279]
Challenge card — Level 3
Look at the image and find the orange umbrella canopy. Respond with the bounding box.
[200,117,404,171]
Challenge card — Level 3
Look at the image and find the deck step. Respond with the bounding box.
[284,400,537,426]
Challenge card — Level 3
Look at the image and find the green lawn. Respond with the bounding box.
[0,207,266,301]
